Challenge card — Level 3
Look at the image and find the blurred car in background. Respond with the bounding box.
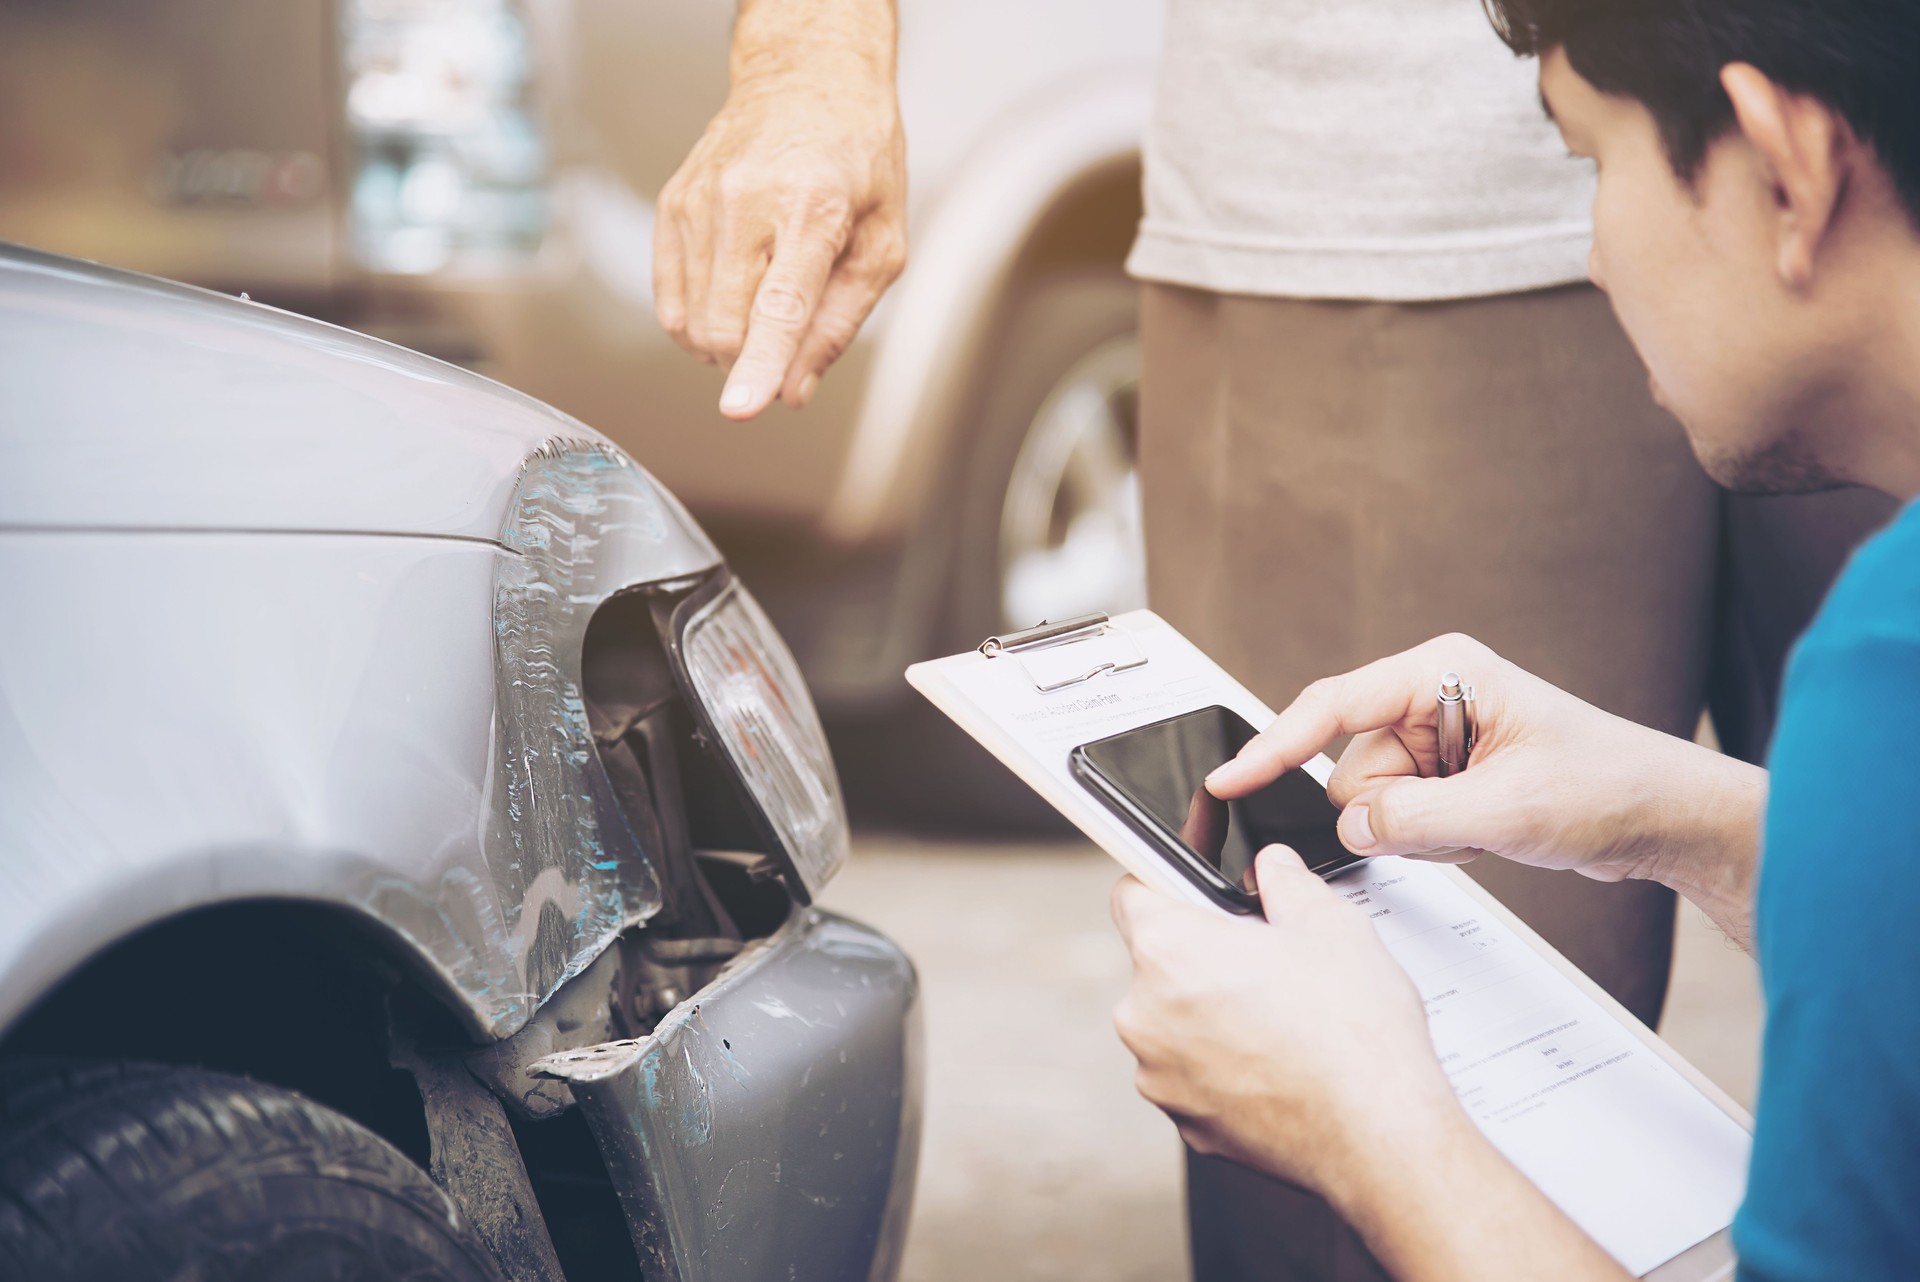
[0,245,918,1282]
[0,0,1162,826]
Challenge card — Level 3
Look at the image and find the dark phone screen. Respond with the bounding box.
[1078,706,1357,887]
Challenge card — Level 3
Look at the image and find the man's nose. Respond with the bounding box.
[1588,242,1608,293]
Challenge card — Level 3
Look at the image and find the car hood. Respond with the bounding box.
[0,244,667,544]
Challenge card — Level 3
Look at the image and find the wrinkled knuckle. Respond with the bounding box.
[714,166,767,207]
[818,323,858,363]
[863,233,908,283]
[869,232,908,281]
[702,331,740,368]
[753,283,812,327]
[806,315,861,366]
[789,181,854,226]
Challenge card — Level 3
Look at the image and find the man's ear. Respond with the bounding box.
[1721,63,1851,290]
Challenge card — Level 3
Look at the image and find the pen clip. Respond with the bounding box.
[1437,672,1475,778]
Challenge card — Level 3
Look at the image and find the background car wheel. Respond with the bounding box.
[839,269,1143,833]
[0,1059,506,1282]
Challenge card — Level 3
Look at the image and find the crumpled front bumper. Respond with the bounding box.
[537,907,921,1282]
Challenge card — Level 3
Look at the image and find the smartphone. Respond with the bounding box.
[1069,705,1359,914]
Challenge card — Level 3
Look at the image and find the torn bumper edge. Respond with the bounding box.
[534,907,922,1282]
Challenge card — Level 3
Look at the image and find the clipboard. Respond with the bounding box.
[910,609,1747,1281]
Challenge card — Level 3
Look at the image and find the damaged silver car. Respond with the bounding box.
[0,244,920,1282]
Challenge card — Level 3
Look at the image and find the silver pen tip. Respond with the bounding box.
[1439,672,1462,699]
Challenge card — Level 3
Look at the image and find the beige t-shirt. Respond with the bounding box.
[1126,0,1595,301]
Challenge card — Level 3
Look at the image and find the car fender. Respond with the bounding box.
[0,250,731,1042]
[819,70,1152,547]
[0,473,712,1042]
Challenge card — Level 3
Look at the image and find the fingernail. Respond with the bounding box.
[720,384,754,414]
[1342,804,1376,851]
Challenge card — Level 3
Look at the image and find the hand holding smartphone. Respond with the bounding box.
[1070,705,1359,915]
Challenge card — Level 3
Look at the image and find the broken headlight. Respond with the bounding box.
[679,581,849,899]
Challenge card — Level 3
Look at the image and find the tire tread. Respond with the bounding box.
[0,1058,496,1282]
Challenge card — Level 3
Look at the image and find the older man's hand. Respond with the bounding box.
[1110,846,1461,1200]
[653,2,906,420]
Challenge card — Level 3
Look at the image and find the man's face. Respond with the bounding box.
[1540,50,1849,493]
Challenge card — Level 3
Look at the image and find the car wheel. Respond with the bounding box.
[0,1059,506,1282]
[987,294,1144,634]
[838,270,1143,833]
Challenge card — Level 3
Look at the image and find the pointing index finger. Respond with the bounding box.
[1207,649,1445,798]
[719,225,842,419]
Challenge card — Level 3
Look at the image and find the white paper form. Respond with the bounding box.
[1337,860,1748,1274]
[909,612,1751,1276]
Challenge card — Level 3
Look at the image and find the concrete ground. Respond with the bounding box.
[824,835,1763,1282]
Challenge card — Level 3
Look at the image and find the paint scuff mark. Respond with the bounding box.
[752,994,824,1028]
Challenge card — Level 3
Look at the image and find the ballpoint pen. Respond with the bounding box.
[1437,671,1476,778]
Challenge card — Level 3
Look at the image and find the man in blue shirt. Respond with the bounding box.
[1107,1,1920,1278]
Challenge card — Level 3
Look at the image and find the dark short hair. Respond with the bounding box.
[1483,0,1920,225]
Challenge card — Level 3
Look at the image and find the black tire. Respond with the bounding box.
[837,270,1141,834]
[0,1059,506,1282]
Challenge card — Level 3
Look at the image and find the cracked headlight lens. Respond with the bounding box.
[681,583,849,898]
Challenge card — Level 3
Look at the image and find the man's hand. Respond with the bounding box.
[1111,846,1456,1195]
[1205,634,1766,945]
[1111,847,1631,1282]
[654,0,907,419]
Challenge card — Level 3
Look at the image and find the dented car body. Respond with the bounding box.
[0,245,919,1280]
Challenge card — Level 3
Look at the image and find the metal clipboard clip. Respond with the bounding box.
[978,612,1148,693]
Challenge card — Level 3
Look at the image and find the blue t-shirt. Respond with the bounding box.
[1734,497,1920,1280]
